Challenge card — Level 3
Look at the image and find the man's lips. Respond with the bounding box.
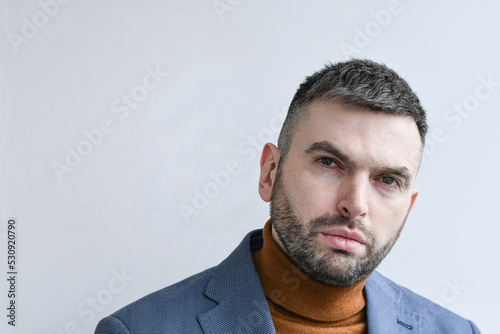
[319,229,366,253]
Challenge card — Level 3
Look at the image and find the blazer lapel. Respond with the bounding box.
[197,230,276,334]
[365,271,422,334]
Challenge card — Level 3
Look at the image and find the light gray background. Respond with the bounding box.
[1,1,498,333]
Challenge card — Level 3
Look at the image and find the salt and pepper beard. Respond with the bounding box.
[270,166,407,287]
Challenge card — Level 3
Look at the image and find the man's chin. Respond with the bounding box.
[305,254,369,283]
[306,269,368,287]
[318,244,368,263]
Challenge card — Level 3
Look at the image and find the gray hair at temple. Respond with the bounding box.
[277,59,428,162]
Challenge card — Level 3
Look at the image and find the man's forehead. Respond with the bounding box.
[292,102,422,174]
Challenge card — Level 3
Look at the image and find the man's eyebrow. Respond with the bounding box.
[305,141,413,189]
[304,141,352,165]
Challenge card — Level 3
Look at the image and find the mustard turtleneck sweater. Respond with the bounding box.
[252,220,368,333]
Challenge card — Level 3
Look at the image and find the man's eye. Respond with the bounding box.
[381,176,398,186]
[319,157,337,167]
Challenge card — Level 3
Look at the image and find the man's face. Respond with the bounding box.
[259,101,421,287]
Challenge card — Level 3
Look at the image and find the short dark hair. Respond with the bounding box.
[277,59,427,161]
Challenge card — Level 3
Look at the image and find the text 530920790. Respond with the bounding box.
[6,218,17,326]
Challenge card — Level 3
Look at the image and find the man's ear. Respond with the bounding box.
[408,189,419,214]
[258,143,280,202]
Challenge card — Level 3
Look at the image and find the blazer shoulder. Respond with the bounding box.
[95,229,264,334]
[98,267,218,333]
[368,271,481,333]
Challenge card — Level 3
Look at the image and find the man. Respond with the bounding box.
[95,59,481,333]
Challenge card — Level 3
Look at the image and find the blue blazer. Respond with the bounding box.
[95,229,481,333]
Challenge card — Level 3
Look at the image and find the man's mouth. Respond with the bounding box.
[319,229,366,253]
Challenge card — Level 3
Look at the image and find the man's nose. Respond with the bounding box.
[336,175,369,220]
